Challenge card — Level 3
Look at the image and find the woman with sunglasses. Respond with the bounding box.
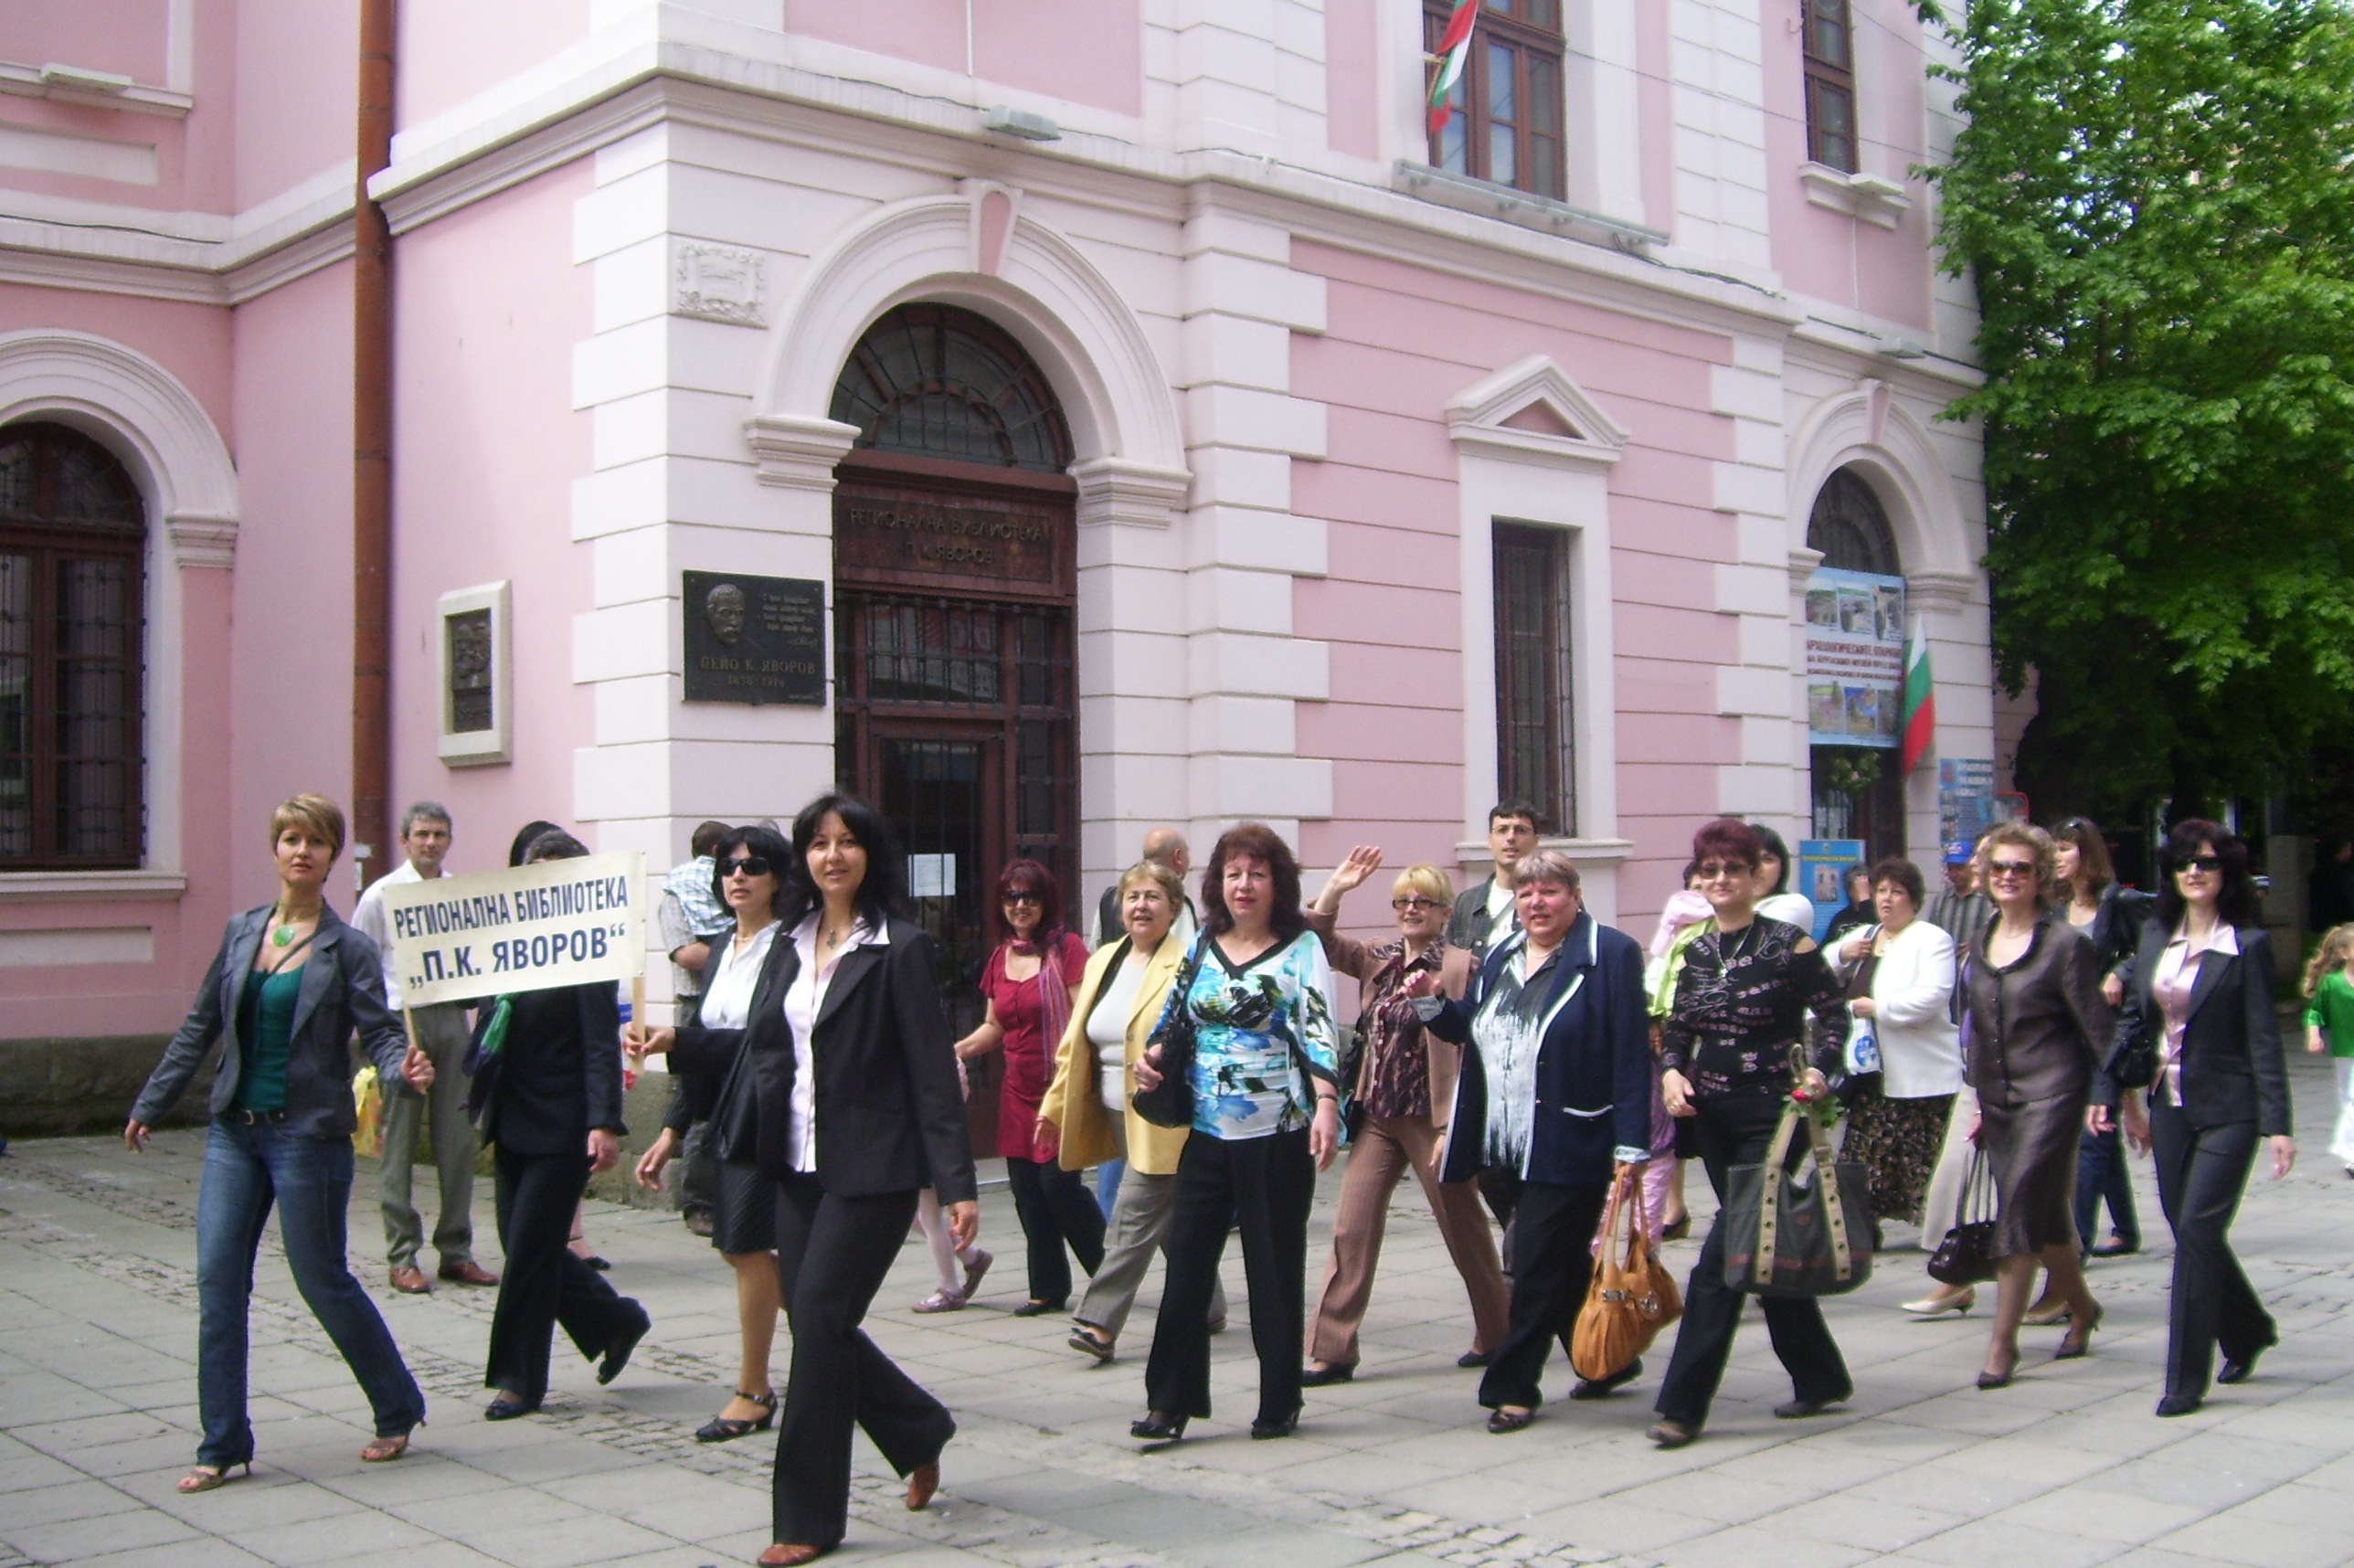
[631,824,793,1442]
[2099,821,2294,1416]
[1298,849,1509,1385]
[1959,822,2111,1391]
[956,861,1099,1314]
[1649,820,1855,1448]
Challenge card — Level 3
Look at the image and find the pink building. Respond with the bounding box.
[0,1,1988,1117]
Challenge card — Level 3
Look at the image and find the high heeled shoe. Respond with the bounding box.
[1978,1347,2020,1390]
[2020,1298,2071,1327]
[1129,1410,1188,1442]
[1902,1287,1975,1318]
[695,1389,778,1443]
[905,1460,939,1511]
[2053,1304,2104,1361]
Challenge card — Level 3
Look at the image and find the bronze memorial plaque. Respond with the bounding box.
[681,571,824,705]
[832,483,1068,600]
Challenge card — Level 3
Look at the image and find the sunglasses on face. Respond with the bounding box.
[1391,896,1445,912]
[1002,890,1044,906]
[719,855,771,877]
[1695,861,1754,880]
[2176,855,2223,874]
[1988,859,2038,879]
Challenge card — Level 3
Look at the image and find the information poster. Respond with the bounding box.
[1799,839,1867,941]
[1804,567,1906,749]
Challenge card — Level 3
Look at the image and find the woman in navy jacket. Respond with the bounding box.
[2098,821,2294,1416]
[1412,848,1653,1433]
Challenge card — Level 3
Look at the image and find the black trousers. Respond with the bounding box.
[770,1175,950,1549]
[484,1147,643,1406]
[1145,1128,1313,1427]
[1654,1093,1851,1427]
[1003,1154,1106,1303]
[1479,1176,1607,1410]
[2149,1103,2274,1400]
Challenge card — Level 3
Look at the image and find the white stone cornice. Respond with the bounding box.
[376,82,667,238]
[165,514,238,569]
[743,414,859,491]
[1906,567,1977,613]
[1073,458,1191,529]
[1788,546,1826,589]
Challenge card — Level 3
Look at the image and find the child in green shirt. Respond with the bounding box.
[2300,924,2354,1171]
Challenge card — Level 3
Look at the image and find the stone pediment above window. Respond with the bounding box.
[1445,355,1629,469]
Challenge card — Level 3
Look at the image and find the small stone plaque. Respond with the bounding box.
[682,571,824,705]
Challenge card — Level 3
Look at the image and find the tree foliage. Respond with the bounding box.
[1930,0,2354,817]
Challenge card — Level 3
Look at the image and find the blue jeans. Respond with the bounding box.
[1095,1157,1125,1218]
[2073,1126,2140,1253]
[196,1119,426,1467]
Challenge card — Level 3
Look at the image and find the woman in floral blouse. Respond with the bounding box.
[1649,818,1855,1449]
[1129,823,1341,1443]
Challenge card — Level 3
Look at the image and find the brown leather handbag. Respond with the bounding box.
[1570,1163,1683,1382]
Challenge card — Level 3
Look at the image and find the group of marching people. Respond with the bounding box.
[124,789,2300,1567]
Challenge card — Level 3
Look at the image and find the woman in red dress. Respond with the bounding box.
[956,861,1102,1314]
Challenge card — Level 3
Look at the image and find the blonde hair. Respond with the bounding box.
[1976,822,2055,906]
[2305,923,2354,998]
[268,793,345,859]
[1515,847,1583,893]
[1117,859,1185,907]
[1391,863,1452,906]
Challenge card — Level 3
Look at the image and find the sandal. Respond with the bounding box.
[912,1287,967,1314]
[1069,1327,1116,1362]
[177,1461,250,1493]
[359,1432,413,1463]
[695,1389,778,1443]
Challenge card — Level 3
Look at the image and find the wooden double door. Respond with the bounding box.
[832,454,1077,1155]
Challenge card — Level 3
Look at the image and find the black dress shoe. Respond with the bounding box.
[1569,1359,1642,1401]
[599,1311,651,1385]
[1648,1418,1700,1448]
[1299,1363,1356,1386]
[1011,1298,1067,1318]
[1129,1410,1187,1442]
[1774,1392,1848,1418]
[2217,1344,2272,1385]
[2155,1393,2204,1417]
[1486,1406,1536,1435]
[2089,1240,2139,1257]
[1457,1351,1493,1369]
[484,1395,539,1421]
[1250,1409,1299,1440]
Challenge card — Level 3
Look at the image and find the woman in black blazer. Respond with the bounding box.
[473,828,650,1419]
[2099,820,2295,1416]
[631,794,976,1567]
[126,794,433,1491]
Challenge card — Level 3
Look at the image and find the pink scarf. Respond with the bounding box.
[1010,930,1074,1054]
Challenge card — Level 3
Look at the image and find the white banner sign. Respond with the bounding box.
[380,852,645,1006]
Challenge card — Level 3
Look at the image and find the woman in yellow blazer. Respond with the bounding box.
[1039,860,1227,1361]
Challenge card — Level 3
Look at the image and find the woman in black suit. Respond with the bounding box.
[474,828,650,1418]
[630,794,975,1567]
[2099,821,2294,1416]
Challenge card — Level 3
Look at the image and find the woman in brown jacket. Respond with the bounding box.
[1299,849,1509,1383]
[1963,822,2113,1390]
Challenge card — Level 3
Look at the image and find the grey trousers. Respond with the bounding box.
[1072,1125,1226,1340]
[380,1002,479,1270]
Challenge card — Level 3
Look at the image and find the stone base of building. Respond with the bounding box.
[0,1035,196,1136]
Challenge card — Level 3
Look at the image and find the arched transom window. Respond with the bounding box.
[0,420,145,867]
[1808,467,1898,576]
[830,303,1074,472]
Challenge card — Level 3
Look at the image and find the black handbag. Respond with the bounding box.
[1131,936,1206,1129]
[1925,1145,1999,1287]
[2107,1027,2158,1093]
[1720,1098,1875,1298]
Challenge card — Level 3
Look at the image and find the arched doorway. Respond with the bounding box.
[829,304,1078,1148]
[1806,468,1905,863]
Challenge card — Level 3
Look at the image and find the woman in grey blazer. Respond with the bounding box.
[125,795,432,1493]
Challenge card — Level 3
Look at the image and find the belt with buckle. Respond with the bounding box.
[220,1107,287,1126]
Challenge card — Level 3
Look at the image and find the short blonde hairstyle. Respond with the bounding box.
[1392,863,1452,906]
[1515,847,1583,893]
[268,793,345,859]
[1117,859,1185,907]
[1977,821,2055,906]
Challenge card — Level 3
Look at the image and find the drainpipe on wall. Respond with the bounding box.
[352,0,395,889]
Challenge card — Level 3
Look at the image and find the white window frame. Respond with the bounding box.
[436,579,513,767]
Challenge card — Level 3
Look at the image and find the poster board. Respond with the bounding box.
[1804,567,1906,749]
[379,852,646,1007]
[1799,839,1867,941]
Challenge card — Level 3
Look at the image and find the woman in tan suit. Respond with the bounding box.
[1038,861,1226,1360]
[1300,850,1509,1383]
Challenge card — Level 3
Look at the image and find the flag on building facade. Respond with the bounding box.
[1900,615,1935,776]
[1426,1,1479,137]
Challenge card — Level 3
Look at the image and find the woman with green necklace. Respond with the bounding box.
[127,794,436,1493]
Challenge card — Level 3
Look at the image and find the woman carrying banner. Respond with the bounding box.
[125,794,434,1491]
[473,827,651,1419]
[631,794,974,1566]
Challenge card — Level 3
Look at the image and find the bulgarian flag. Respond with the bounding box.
[1899,615,1935,777]
[1427,0,1479,138]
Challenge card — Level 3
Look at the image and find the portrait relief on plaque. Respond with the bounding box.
[681,570,825,705]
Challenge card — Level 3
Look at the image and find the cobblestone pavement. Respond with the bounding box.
[4,1049,2351,1568]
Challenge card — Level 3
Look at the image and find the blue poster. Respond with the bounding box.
[1799,839,1868,941]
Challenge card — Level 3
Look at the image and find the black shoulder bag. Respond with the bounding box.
[1131,935,1206,1129]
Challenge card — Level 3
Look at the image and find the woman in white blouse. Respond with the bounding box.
[1836,859,1964,1243]
[631,825,789,1442]
[1036,860,1226,1360]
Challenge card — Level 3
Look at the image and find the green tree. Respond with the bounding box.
[1929,0,2354,820]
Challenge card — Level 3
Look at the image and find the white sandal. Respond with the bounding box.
[913,1287,967,1314]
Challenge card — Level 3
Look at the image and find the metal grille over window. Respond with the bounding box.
[831,303,1075,472]
[1803,0,1858,173]
[1426,0,1564,199]
[0,421,144,868]
[1491,523,1574,836]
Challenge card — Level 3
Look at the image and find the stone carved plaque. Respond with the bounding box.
[673,241,763,326]
[681,571,824,705]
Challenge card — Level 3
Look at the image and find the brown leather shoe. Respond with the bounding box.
[389,1266,430,1294]
[438,1262,499,1287]
[905,1460,938,1511]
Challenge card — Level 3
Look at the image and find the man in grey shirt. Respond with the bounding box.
[1447,800,1542,960]
[1924,840,1994,946]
